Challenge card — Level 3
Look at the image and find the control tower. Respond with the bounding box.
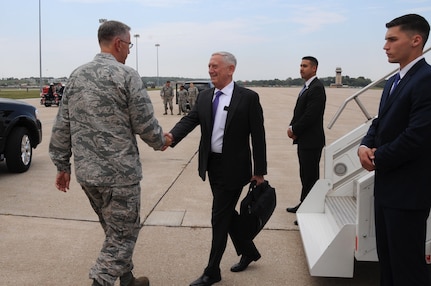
[331,67,343,87]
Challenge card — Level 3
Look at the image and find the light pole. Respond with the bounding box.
[39,0,42,92]
[155,43,160,87]
[134,34,140,72]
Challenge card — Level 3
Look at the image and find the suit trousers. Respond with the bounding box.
[297,147,322,202]
[374,199,430,286]
[203,153,260,278]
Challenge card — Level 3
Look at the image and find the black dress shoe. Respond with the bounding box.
[294,220,298,226]
[230,254,261,272]
[286,202,301,213]
[189,274,221,286]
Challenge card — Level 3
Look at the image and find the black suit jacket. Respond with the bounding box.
[170,83,267,189]
[361,59,431,209]
[290,77,326,149]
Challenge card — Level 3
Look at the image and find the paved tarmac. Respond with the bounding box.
[0,87,382,285]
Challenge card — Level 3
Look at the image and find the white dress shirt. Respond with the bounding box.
[211,81,234,153]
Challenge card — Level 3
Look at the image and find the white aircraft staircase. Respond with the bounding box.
[296,47,431,278]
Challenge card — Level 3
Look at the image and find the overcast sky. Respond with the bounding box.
[2,0,431,81]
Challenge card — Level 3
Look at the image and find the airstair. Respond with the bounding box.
[296,47,431,278]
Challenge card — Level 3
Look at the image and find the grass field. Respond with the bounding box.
[0,89,40,99]
[0,88,163,100]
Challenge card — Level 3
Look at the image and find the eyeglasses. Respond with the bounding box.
[120,39,133,49]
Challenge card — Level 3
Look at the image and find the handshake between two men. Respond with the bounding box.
[161,133,174,151]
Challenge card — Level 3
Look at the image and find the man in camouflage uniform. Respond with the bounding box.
[177,85,189,115]
[49,20,171,286]
[160,80,174,115]
[187,82,199,110]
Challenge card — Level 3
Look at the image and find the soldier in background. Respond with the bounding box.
[49,20,171,286]
[188,82,199,110]
[160,80,174,115]
[177,85,189,115]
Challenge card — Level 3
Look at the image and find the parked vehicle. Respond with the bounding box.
[174,80,214,110]
[40,83,64,107]
[0,98,42,173]
[175,80,213,94]
[146,81,156,89]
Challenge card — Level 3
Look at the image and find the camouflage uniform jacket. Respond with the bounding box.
[49,53,166,186]
[160,85,174,99]
[188,86,199,99]
[178,89,188,101]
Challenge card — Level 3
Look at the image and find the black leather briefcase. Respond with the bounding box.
[231,180,276,240]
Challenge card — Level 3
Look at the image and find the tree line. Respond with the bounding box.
[1,75,385,89]
[236,76,385,88]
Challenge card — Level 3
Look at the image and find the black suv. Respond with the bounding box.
[175,80,214,94]
[174,80,214,105]
[0,98,42,173]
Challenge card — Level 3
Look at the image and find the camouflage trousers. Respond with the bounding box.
[178,98,188,114]
[82,184,142,286]
[188,96,196,110]
[162,96,173,112]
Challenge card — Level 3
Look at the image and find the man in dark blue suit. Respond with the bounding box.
[167,51,267,286]
[359,14,431,285]
[286,56,326,218]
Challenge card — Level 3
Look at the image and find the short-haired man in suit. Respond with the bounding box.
[358,14,431,285]
[286,56,326,223]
